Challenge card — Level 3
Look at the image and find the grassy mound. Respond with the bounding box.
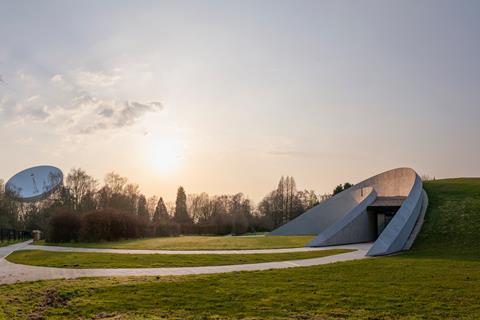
[412,178,480,259]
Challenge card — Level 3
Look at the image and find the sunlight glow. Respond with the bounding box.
[145,137,183,174]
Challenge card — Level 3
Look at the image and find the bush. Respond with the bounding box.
[47,209,82,242]
[153,222,181,237]
[80,209,146,242]
[45,207,260,243]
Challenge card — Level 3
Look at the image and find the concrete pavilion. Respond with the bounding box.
[271,168,428,256]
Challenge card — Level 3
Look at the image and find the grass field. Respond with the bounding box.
[1,178,479,319]
[6,249,352,268]
[35,235,315,250]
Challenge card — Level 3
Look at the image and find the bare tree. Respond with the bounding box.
[147,196,158,216]
[187,193,210,224]
[65,168,97,212]
[124,183,140,214]
[104,172,128,194]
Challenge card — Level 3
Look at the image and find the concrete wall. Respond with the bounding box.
[307,188,377,246]
[403,190,429,250]
[270,185,375,236]
[354,167,417,197]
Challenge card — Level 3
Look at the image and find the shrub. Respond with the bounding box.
[80,209,147,242]
[47,209,82,242]
[153,222,180,237]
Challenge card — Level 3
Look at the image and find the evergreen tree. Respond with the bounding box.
[137,194,149,221]
[333,184,344,195]
[343,182,353,190]
[275,176,285,226]
[333,182,353,195]
[174,186,192,225]
[152,197,170,224]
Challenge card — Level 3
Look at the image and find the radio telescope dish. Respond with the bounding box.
[5,165,64,202]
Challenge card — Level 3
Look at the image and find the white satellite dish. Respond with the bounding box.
[5,165,63,202]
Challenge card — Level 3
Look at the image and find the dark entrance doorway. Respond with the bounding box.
[367,196,406,238]
[375,212,395,236]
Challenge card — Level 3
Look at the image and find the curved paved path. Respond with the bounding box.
[23,242,369,254]
[0,241,372,285]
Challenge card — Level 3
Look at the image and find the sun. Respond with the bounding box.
[145,137,183,173]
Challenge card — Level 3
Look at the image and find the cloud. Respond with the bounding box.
[26,95,40,102]
[0,96,12,118]
[150,101,163,109]
[114,101,163,127]
[0,68,164,135]
[74,70,122,88]
[23,105,50,121]
[50,74,63,83]
[98,106,114,118]
[16,70,33,82]
[0,95,50,123]
[72,100,163,134]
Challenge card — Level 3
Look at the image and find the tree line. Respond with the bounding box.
[0,168,344,241]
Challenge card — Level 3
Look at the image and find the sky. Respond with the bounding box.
[1,0,480,203]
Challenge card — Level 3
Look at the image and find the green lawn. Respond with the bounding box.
[35,235,315,250]
[1,254,479,319]
[6,249,352,268]
[1,178,479,319]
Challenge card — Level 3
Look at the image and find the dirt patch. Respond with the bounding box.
[27,288,74,320]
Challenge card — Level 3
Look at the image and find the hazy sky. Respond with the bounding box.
[1,0,480,202]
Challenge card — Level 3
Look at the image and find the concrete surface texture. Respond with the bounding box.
[271,168,428,256]
[403,190,429,251]
[0,241,372,285]
[271,186,377,236]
